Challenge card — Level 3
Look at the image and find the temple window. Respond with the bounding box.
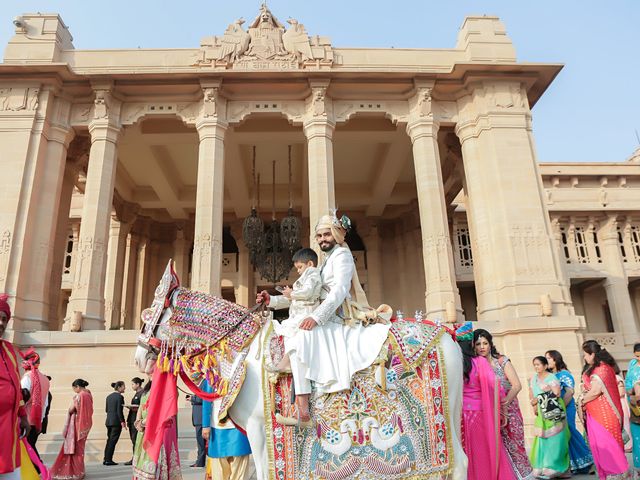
[454,225,473,269]
[63,231,74,275]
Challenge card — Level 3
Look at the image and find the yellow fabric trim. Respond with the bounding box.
[438,343,454,477]
[260,322,277,480]
[388,325,445,370]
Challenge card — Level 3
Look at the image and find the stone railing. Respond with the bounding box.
[583,332,624,348]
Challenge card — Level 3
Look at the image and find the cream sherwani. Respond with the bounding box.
[284,245,390,395]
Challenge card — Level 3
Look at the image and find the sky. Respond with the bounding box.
[1,0,638,163]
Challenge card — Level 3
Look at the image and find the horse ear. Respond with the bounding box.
[170,259,181,287]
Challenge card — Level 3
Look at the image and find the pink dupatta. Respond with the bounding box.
[474,356,503,478]
[62,390,93,455]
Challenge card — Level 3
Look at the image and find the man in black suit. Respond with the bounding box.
[103,381,126,466]
[190,394,206,468]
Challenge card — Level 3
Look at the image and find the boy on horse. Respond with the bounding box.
[258,212,390,424]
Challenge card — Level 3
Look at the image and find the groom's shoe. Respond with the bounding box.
[103,461,118,466]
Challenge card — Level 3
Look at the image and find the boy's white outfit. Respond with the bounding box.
[270,266,323,338]
[269,266,323,394]
[270,246,389,395]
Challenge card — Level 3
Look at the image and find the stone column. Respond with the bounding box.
[455,81,575,322]
[303,81,335,242]
[145,242,162,308]
[133,232,151,328]
[393,224,409,313]
[104,202,137,330]
[455,80,583,392]
[121,231,140,330]
[231,224,253,308]
[65,86,121,330]
[192,82,226,295]
[598,214,638,342]
[14,95,75,330]
[172,224,190,284]
[48,143,87,330]
[406,94,463,319]
[363,223,383,307]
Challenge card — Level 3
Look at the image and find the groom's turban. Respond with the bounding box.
[315,214,346,245]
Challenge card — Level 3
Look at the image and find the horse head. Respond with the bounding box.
[134,259,266,381]
[134,259,181,374]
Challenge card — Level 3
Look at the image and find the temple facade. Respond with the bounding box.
[1,6,639,461]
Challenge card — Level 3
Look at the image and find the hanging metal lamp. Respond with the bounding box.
[242,146,264,261]
[280,145,302,253]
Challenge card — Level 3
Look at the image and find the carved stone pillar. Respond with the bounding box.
[172,224,191,284]
[455,81,575,321]
[393,223,409,313]
[455,80,583,391]
[406,97,463,319]
[48,142,87,330]
[231,224,253,308]
[599,215,638,341]
[104,202,137,330]
[363,223,383,307]
[192,91,226,295]
[13,95,75,331]
[121,230,140,330]
[65,86,121,330]
[145,242,162,309]
[550,217,571,292]
[0,85,41,330]
[133,229,151,329]
[303,81,335,243]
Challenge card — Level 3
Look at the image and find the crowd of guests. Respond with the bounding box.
[460,323,640,480]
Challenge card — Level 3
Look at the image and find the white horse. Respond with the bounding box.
[134,290,467,480]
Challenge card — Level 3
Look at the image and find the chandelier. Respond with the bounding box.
[242,145,302,284]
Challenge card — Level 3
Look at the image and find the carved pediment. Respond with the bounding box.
[197,4,333,70]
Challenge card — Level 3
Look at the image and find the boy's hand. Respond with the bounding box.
[282,286,292,299]
[256,290,270,305]
[299,317,318,331]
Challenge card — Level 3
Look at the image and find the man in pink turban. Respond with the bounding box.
[20,347,50,459]
[258,212,390,423]
[0,294,29,480]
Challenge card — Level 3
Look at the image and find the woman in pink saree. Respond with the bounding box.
[50,379,93,480]
[474,329,534,479]
[458,322,516,480]
[579,340,628,479]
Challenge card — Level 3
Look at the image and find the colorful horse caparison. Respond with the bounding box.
[134,262,467,480]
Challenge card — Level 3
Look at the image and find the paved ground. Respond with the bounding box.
[84,462,257,480]
[82,462,600,480]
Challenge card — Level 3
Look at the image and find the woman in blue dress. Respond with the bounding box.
[545,350,593,474]
[625,342,640,477]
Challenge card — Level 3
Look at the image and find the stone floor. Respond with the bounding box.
[81,462,601,480]
[83,462,257,480]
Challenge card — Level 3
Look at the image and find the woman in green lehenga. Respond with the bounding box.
[132,381,182,480]
[528,356,570,479]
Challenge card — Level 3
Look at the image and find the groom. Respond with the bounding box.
[258,212,390,421]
